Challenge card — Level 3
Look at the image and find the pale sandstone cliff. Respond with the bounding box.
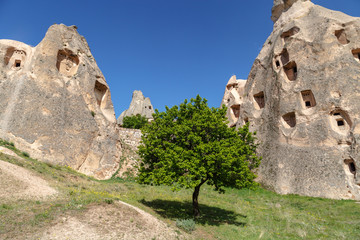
[221,75,247,127]
[224,0,360,199]
[0,24,122,179]
[117,90,155,125]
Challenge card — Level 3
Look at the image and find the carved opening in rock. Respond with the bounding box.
[344,159,356,175]
[281,49,289,65]
[231,105,240,118]
[335,29,349,45]
[301,90,316,108]
[254,91,265,109]
[14,60,21,68]
[330,109,352,132]
[282,112,296,128]
[281,27,300,41]
[337,120,345,127]
[56,49,79,77]
[284,61,297,81]
[227,84,236,90]
[149,106,152,110]
[244,117,249,124]
[275,60,280,68]
[94,80,108,107]
[4,48,26,70]
[352,49,360,62]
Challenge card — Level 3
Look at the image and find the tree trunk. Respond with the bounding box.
[193,185,201,217]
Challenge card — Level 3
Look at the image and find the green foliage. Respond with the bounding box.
[0,139,16,151]
[21,151,30,158]
[137,95,261,215]
[176,218,196,233]
[122,114,148,129]
[91,111,95,117]
[104,199,114,204]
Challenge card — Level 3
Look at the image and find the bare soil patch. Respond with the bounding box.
[41,201,184,240]
[0,159,57,201]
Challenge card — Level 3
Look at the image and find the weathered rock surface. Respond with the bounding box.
[117,90,155,125]
[0,24,122,179]
[225,1,360,199]
[117,127,142,178]
[271,0,310,22]
[221,75,247,127]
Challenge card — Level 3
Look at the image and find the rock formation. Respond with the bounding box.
[221,75,247,127]
[0,24,122,179]
[117,90,155,125]
[271,0,309,22]
[224,0,360,199]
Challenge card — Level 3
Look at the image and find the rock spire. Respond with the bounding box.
[117,90,155,125]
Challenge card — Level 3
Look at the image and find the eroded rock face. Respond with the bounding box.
[271,0,311,22]
[221,75,247,127]
[117,90,155,125]
[228,1,360,199]
[0,24,122,179]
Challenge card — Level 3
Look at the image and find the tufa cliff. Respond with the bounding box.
[117,90,155,125]
[223,0,360,199]
[0,24,122,179]
[221,75,247,127]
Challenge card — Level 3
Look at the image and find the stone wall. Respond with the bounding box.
[118,127,142,150]
[117,127,142,178]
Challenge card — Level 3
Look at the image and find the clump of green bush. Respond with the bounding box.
[122,114,148,129]
[21,151,30,158]
[0,139,14,147]
[176,218,196,233]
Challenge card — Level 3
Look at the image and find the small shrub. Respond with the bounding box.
[0,139,16,150]
[104,199,114,204]
[91,111,95,117]
[176,218,196,233]
[21,151,30,158]
[0,204,13,210]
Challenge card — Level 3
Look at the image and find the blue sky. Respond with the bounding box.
[0,0,359,116]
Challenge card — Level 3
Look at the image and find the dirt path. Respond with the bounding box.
[0,150,187,240]
[0,158,57,201]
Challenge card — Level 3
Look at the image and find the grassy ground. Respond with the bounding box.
[0,140,359,239]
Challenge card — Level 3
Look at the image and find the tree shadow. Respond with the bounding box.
[139,199,246,226]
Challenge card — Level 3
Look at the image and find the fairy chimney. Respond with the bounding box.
[0,24,122,179]
[225,1,360,200]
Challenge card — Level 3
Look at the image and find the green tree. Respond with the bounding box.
[122,114,149,129]
[137,95,261,217]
